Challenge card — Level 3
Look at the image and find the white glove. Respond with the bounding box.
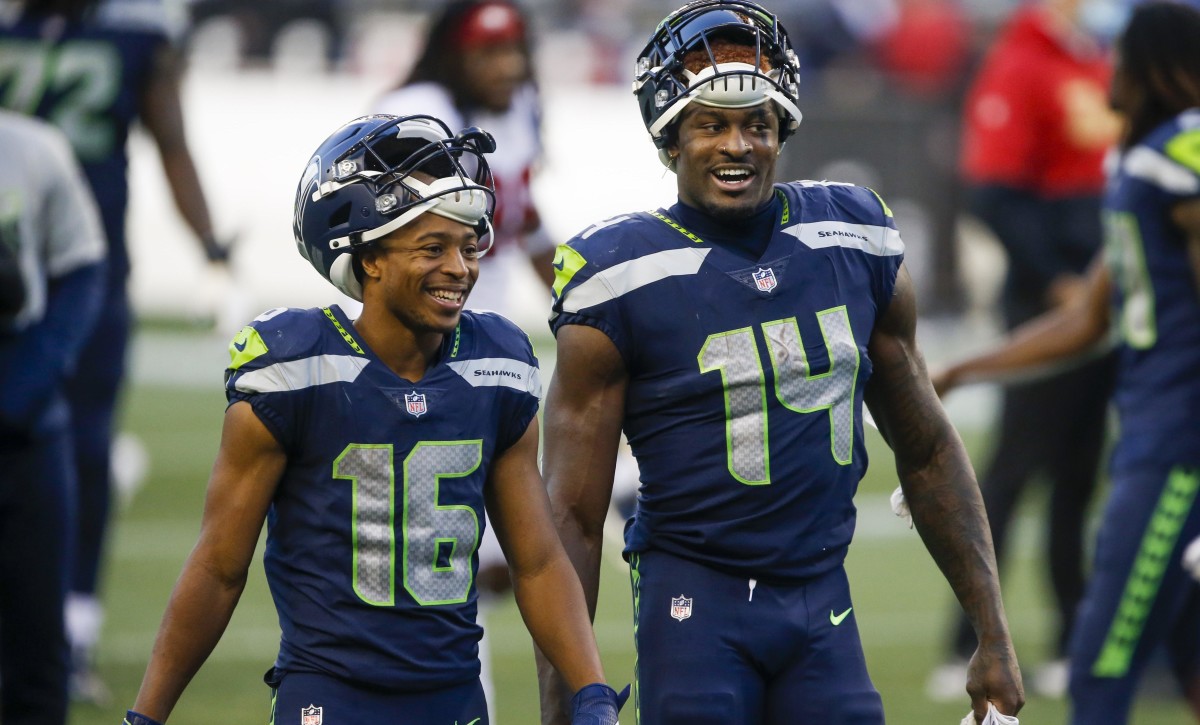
[1183,535,1200,582]
[959,703,1019,725]
[890,486,913,529]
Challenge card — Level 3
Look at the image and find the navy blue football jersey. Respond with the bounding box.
[0,0,171,281]
[551,182,904,581]
[225,305,540,690]
[1103,110,1200,471]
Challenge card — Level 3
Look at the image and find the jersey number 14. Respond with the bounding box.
[700,306,859,484]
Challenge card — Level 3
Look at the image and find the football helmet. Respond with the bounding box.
[293,114,497,301]
[632,0,803,168]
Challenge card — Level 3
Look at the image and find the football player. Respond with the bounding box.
[933,4,1200,722]
[0,110,106,725]
[123,114,624,725]
[0,0,229,700]
[534,2,1024,723]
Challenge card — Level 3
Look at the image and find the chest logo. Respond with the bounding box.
[404,391,428,418]
[670,594,693,621]
[752,267,778,292]
[301,705,323,725]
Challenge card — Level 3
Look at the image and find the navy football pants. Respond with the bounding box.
[629,550,884,724]
[267,669,489,724]
[63,285,130,596]
[1069,463,1200,723]
[0,430,74,725]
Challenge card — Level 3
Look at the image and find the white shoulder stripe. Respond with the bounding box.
[1124,146,1200,195]
[234,355,370,394]
[783,220,904,256]
[448,358,542,398]
[562,247,711,312]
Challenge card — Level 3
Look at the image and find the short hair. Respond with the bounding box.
[1117,1,1200,147]
[681,37,772,76]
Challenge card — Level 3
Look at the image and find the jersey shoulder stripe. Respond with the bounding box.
[452,310,542,398]
[1124,112,1200,196]
[779,181,904,257]
[559,246,711,314]
[226,306,366,394]
[94,0,172,36]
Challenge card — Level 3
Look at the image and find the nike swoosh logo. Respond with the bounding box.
[233,338,248,352]
[830,606,853,626]
[456,719,482,725]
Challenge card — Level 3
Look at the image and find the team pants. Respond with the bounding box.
[267,668,489,724]
[1068,463,1200,723]
[0,430,75,725]
[629,550,884,724]
[64,285,130,596]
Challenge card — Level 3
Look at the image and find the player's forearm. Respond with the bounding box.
[899,428,1010,641]
[516,554,606,691]
[535,513,605,725]
[133,555,247,720]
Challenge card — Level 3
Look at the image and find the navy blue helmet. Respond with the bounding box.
[293,114,497,300]
[632,0,803,168]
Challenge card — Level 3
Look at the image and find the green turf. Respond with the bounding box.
[75,374,1193,724]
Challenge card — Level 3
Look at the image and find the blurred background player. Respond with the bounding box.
[0,0,229,702]
[0,109,106,725]
[370,4,563,718]
[123,112,623,725]
[933,3,1200,721]
[536,1,1023,722]
[927,0,1122,700]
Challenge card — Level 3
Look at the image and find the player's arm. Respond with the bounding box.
[128,401,284,722]
[487,417,609,693]
[934,256,1112,396]
[864,265,1024,721]
[535,323,629,725]
[138,43,226,263]
[1171,196,1200,298]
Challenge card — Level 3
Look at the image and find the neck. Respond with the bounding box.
[353,306,444,381]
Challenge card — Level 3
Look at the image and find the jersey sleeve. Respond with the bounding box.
[814,183,906,316]
[548,220,637,362]
[1147,123,1200,204]
[457,311,542,452]
[223,308,324,452]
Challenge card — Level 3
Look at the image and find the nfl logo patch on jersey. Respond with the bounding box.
[404,390,427,417]
[301,705,322,725]
[670,594,693,621]
[752,267,777,292]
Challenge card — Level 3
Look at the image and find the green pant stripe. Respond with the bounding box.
[1092,467,1200,678]
[629,552,642,725]
[269,687,277,725]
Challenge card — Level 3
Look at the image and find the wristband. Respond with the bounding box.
[124,709,166,725]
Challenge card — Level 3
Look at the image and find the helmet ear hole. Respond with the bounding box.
[328,201,352,232]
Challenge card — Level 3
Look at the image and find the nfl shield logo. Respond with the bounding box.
[301,705,322,725]
[752,267,777,292]
[670,594,693,621]
[404,390,427,417]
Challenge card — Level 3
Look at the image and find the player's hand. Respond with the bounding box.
[124,709,165,725]
[200,233,234,265]
[570,683,629,725]
[966,638,1024,723]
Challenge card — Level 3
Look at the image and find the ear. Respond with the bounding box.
[357,249,384,284]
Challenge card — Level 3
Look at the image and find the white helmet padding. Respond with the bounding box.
[647,62,804,168]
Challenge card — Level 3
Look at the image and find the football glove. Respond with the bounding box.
[1183,535,1200,581]
[124,709,165,725]
[570,682,630,725]
[959,702,1019,724]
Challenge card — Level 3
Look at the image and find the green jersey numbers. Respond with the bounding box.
[1104,210,1157,349]
[334,441,482,608]
[0,39,122,161]
[699,306,860,484]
